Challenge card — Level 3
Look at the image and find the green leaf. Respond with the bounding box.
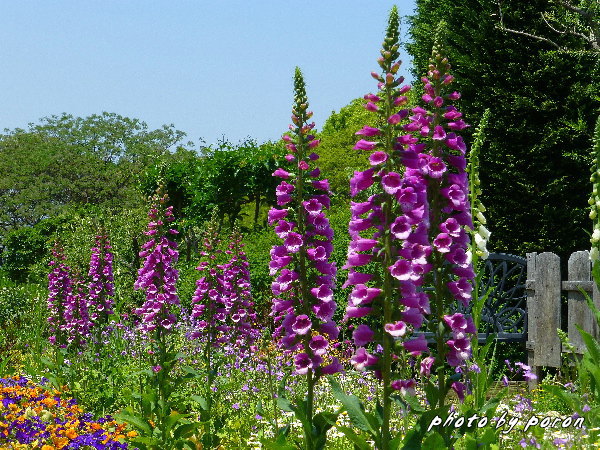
[423,432,445,448]
[164,412,187,434]
[402,428,423,450]
[333,426,372,450]
[479,426,499,445]
[276,397,296,413]
[173,422,201,440]
[396,393,426,413]
[114,412,152,435]
[576,325,600,363]
[328,376,376,435]
[190,395,208,411]
[313,410,338,433]
[389,433,405,450]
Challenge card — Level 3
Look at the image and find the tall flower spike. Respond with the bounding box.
[191,222,259,355]
[88,230,115,325]
[589,115,600,262]
[47,242,73,347]
[344,10,477,443]
[270,67,340,377]
[269,66,341,450]
[343,6,433,443]
[134,186,180,335]
[414,45,476,405]
[467,109,491,262]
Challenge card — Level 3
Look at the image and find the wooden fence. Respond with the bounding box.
[526,251,600,387]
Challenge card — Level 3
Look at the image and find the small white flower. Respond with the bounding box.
[591,210,598,220]
[465,249,473,264]
[476,211,487,224]
[592,228,600,242]
[590,247,599,261]
[478,225,491,240]
[475,233,487,250]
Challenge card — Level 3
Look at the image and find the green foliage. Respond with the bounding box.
[317,99,374,198]
[0,113,189,239]
[2,217,65,282]
[0,277,46,363]
[143,139,285,229]
[407,0,600,258]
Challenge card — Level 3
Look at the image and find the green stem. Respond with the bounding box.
[306,371,316,450]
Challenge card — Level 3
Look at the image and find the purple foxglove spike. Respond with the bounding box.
[320,357,343,375]
[384,321,407,337]
[401,307,424,328]
[350,169,375,197]
[432,125,447,140]
[273,168,291,179]
[369,151,388,166]
[364,93,381,102]
[344,306,373,320]
[381,172,402,194]
[351,347,378,371]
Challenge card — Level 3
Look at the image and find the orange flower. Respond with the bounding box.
[64,428,78,439]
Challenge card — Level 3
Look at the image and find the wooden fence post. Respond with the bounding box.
[567,251,592,353]
[527,252,561,387]
[526,252,540,388]
[525,253,539,389]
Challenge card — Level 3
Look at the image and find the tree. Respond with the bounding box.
[0,113,190,237]
[142,138,285,229]
[407,0,600,258]
[495,0,599,53]
[317,99,374,198]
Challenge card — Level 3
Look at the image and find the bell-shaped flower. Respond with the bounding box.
[353,324,375,346]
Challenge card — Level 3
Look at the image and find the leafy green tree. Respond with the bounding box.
[317,99,374,198]
[496,0,599,54]
[407,0,600,257]
[145,139,285,228]
[0,113,190,238]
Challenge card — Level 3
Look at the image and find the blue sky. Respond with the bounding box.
[0,1,416,147]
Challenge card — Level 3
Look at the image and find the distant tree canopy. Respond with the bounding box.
[143,139,286,228]
[317,88,418,199]
[316,99,374,198]
[0,113,190,235]
[407,0,600,257]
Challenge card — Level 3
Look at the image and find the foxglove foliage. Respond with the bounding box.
[270,67,341,377]
[134,190,180,334]
[589,116,600,261]
[88,231,115,324]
